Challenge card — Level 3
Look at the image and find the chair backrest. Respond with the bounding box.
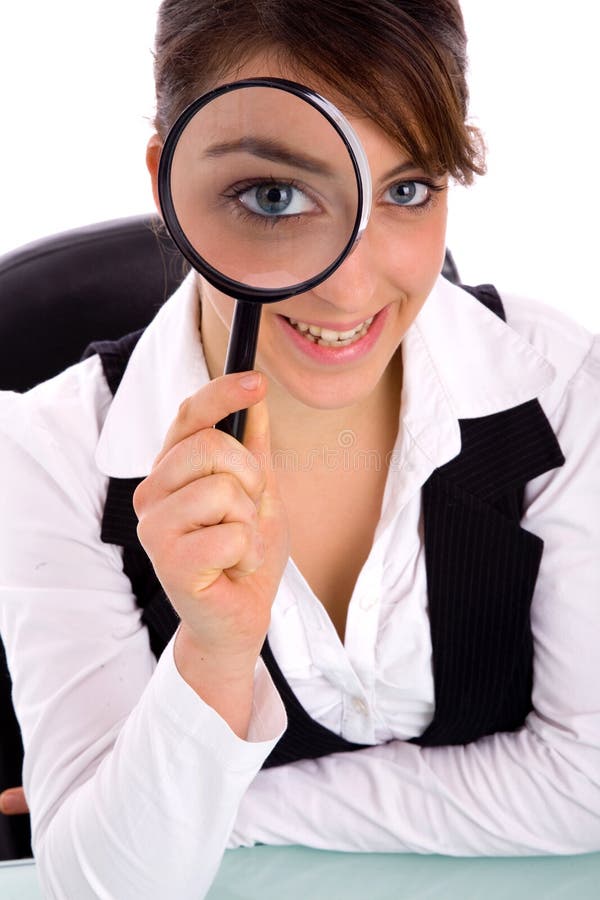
[0,215,187,393]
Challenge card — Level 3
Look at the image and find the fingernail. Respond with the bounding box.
[239,372,261,390]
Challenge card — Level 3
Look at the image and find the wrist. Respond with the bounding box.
[174,625,259,739]
[175,622,261,678]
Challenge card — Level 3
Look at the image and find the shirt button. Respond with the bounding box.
[352,697,368,715]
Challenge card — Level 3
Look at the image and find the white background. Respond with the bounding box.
[0,1,598,330]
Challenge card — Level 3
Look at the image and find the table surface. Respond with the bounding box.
[1,846,599,899]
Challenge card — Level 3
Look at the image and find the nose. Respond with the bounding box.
[311,228,380,313]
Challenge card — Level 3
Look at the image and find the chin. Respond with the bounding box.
[270,366,389,411]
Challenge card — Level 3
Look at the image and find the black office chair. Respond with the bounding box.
[0,215,189,393]
[0,215,460,859]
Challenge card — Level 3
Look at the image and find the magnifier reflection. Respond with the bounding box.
[158,78,371,439]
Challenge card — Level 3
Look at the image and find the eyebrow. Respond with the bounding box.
[203,137,336,177]
[381,161,431,181]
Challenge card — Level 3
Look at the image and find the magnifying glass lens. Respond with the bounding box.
[168,86,360,291]
[159,79,370,440]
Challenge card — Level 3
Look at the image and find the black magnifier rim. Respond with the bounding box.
[158,76,365,303]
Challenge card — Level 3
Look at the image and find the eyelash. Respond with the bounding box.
[219,176,446,227]
[220,177,315,228]
[382,179,447,214]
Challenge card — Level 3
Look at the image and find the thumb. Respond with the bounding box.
[243,395,272,483]
[243,395,290,577]
[243,395,284,513]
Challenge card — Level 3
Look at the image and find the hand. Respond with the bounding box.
[133,370,289,671]
[0,786,28,816]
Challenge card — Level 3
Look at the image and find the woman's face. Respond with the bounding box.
[150,54,449,412]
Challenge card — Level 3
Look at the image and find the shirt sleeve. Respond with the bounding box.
[230,335,600,856]
[0,359,286,899]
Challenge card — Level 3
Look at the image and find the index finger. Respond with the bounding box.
[153,371,265,469]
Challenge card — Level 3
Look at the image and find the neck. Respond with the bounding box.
[266,352,402,458]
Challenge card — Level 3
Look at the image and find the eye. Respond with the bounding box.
[238,182,317,217]
[385,181,431,207]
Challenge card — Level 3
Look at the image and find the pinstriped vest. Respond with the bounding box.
[85,285,565,765]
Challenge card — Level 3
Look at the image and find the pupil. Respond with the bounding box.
[394,183,416,203]
[256,183,291,214]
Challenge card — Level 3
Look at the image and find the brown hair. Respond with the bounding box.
[153,0,485,184]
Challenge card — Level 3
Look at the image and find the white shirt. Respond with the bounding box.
[0,273,599,900]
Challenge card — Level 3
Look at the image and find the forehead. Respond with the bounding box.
[217,51,416,176]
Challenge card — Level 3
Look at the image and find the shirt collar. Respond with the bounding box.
[95,272,210,477]
[396,276,556,472]
[94,273,556,479]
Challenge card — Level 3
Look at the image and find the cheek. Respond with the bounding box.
[380,207,448,297]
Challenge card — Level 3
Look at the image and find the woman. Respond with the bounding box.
[0,0,598,896]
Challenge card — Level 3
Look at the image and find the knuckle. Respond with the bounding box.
[223,520,246,553]
[177,396,191,420]
[203,429,244,475]
[218,471,239,502]
[215,472,259,524]
[186,431,210,474]
[135,510,166,555]
[132,479,149,516]
[202,426,223,455]
[236,521,255,555]
[187,427,231,476]
[200,426,225,460]
[135,517,150,549]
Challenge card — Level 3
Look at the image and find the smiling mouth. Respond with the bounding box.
[284,315,375,347]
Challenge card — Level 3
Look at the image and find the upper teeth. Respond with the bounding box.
[288,317,374,342]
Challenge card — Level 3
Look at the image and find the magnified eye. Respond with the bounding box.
[385,181,430,207]
[238,182,317,217]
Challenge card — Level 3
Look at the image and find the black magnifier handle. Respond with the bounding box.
[215,300,263,442]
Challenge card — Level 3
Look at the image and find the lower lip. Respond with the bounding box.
[275,306,389,366]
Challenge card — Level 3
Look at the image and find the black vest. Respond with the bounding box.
[85,285,565,767]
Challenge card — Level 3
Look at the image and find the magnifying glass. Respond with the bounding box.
[158,77,371,441]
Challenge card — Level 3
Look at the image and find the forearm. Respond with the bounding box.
[230,725,600,856]
[33,641,285,900]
